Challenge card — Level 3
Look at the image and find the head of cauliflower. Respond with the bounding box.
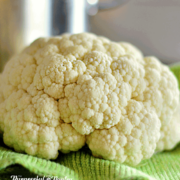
[0,33,179,166]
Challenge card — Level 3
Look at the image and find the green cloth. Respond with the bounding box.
[170,63,180,89]
[0,64,180,180]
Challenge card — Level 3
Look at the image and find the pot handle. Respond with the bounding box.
[98,0,129,10]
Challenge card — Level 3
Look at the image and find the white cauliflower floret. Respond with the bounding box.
[119,42,144,63]
[1,53,36,99]
[33,54,86,99]
[156,103,180,152]
[3,90,85,159]
[135,57,179,126]
[0,32,179,165]
[111,55,147,98]
[59,73,121,135]
[55,123,85,153]
[23,37,50,56]
[83,51,112,74]
[87,100,161,166]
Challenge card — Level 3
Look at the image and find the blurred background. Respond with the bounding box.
[0,0,180,72]
[91,0,180,64]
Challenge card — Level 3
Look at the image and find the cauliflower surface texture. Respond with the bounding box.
[156,103,180,152]
[0,33,179,165]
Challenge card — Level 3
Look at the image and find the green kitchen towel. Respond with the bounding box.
[0,63,179,180]
[170,63,180,89]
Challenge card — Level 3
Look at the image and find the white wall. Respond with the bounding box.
[91,0,180,64]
